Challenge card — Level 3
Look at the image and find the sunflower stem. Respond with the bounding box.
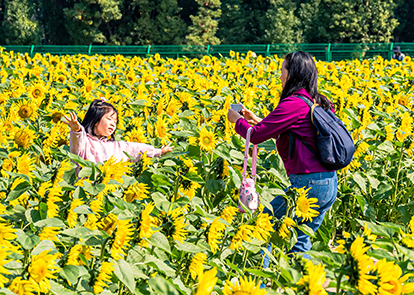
[118,282,123,295]
[185,271,190,285]
[218,232,228,254]
[336,272,344,295]
[100,237,110,261]
[231,250,237,264]
[173,174,181,202]
[391,142,405,220]
[242,249,248,271]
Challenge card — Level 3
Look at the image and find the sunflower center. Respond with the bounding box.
[18,163,30,174]
[33,89,41,97]
[52,112,64,123]
[2,160,13,171]
[203,136,211,145]
[14,131,29,148]
[386,279,402,294]
[18,106,32,119]
[33,263,48,283]
[297,198,310,213]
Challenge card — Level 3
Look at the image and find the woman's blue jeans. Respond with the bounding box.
[262,171,337,268]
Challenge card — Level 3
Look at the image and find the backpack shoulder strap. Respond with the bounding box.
[295,95,313,107]
[295,95,318,126]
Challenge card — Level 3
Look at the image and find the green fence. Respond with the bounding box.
[1,43,413,61]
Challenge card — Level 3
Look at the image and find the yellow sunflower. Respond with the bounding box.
[208,217,226,254]
[67,198,84,228]
[154,117,171,144]
[349,236,377,295]
[279,217,296,239]
[28,250,60,294]
[67,245,92,266]
[223,276,266,295]
[16,152,35,178]
[124,127,148,143]
[189,253,207,280]
[374,259,414,295]
[97,214,118,235]
[198,126,216,152]
[93,261,115,294]
[99,157,132,184]
[14,100,38,120]
[295,187,319,222]
[253,212,274,242]
[161,207,188,243]
[123,182,150,202]
[201,55,211,65]
[1,158,14,178]
[220,206,238,225]
[82,79,94,95]
[27,84,46,101]
[139,202,159,248]
[56,75,67,84]
[0,259,10,293]
[297,260,328,295]
[51,111,64,123]
[195,267,218,295]
[230,224,255,251]
[38,227,61,243]
[13,126,37,149]
[110,219,134,260]
[8,277,35,295]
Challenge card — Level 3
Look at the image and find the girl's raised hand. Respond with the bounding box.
[242,105,262,125]
[61,112,82,132]
[161,142,173,155]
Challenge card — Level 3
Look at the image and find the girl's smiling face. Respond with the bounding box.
[94,110,117,138]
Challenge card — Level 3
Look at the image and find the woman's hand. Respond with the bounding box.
[242,105,262,125]
[227,109,242,123]
[161,142,173,155]
[62,112,82,132]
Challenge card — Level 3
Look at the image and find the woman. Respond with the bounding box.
[227,51,337,260]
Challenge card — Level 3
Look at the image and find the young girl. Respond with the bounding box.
[227,51,337,262]
[62,99,173,163]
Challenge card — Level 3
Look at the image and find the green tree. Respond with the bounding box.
[0,0,43,45]
[218,0,270,44]
[264,0,303,44]
[298,0,398,43]
[42,0,71,44]
[186,0,221,45]
[63,0,122,44]
[394,0,414,42]
[113,0,186,45]
[217,0,250,44]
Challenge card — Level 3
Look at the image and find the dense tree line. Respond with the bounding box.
[0,0,412,45]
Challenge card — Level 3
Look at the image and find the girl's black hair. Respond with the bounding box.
[81,99,118,141]
[280,51,332,110]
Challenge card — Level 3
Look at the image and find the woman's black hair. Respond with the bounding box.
[81,99,118,141]
[280,51,332,110]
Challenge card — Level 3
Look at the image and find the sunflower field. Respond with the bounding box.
[0,48,414,295]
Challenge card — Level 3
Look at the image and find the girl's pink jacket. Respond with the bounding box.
[70,126,161,163]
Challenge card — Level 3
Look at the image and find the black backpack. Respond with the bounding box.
[288,95,355,170]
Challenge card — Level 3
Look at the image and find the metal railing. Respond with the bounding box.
[1,43,413,61]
